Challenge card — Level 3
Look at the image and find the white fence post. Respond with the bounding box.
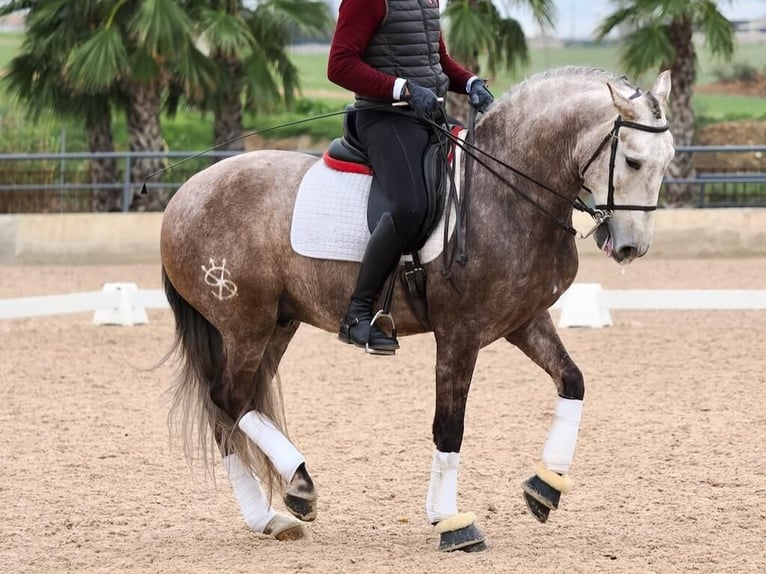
[91,283,149,326]
[557,283,613,328]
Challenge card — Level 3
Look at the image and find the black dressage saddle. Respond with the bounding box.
[325,106,455,251]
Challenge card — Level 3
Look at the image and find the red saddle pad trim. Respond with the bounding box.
[322,149,373,176]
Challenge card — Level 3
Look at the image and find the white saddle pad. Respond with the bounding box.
[290,133,464,264]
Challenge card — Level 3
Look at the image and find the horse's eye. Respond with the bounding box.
[626,157,642,170]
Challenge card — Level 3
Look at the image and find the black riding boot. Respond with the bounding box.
[339,212,405,354]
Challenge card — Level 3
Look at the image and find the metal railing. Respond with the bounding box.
[0,150,243,213]
[0,145,764,213]
[662,144,766,207]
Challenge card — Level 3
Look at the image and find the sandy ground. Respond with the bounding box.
[1,256,765,574]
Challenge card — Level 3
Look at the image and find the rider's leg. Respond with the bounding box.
[338,110,431,353]
[339,211,405,351]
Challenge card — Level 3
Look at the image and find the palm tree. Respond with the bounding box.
[3,0,330,210]
[596,0,735,206]
[64,0,217,210]
[192,0,333,151]
[0,0,123,211]
[443,0,556,121]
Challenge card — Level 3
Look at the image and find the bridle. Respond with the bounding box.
[580,115,670,218]
[577,85,670,236]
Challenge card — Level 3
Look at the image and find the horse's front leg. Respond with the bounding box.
[506,311,584,523]
[428,332,487,552]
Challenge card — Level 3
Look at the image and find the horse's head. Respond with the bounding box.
[582,71,674,264]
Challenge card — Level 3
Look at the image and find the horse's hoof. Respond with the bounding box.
[434,512,487,552]
[285,463,317,521]
[284,493,317,522]
[460,539,488,553]
[522,474,561,523]
[263,515,306,541]
[522,491,551,523]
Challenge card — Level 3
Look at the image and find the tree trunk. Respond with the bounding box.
[86,103,120,212]
[213,53,245,153]
[125,79,167,211]
[663,16,697,207]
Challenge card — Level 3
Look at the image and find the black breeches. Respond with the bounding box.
[355,109,431,250]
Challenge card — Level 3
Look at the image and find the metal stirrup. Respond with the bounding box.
[365,266,399,355]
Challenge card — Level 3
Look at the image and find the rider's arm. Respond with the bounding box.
[327,0,401,101]
[438,34,478,95]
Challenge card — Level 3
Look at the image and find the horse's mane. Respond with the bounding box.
[492,66,662,120]
[503,66,631,102]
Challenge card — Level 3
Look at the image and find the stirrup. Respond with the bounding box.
[366,309,398,356]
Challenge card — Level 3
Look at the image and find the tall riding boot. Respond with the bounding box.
[339,212,405,353]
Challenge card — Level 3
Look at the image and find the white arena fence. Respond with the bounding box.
[0,282,764,328]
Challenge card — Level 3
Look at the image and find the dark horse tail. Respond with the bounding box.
[163,267,284,489]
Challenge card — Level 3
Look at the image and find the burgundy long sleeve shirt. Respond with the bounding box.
[327,0,474,101]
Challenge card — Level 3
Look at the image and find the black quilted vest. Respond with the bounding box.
[357,0,450,105]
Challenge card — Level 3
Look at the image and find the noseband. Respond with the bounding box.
[580,115,670,214]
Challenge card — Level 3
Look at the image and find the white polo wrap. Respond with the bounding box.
[425,450,460,524]
[223,453,276,533]
[238,411,305,483]
[542,397,583,474]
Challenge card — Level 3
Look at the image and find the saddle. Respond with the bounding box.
[324,106,457,251]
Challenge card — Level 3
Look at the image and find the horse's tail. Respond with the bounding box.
[163,267,284,492]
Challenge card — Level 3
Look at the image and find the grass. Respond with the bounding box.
[694,93,766,122]
[1,34,765,153]
[0,32,22,70]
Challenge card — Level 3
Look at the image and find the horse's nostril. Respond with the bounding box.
[618,245,638,260]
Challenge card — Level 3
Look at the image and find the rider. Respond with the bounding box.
[327,0,494,354]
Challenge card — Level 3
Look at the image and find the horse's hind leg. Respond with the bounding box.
[255,319,317,522]
[506,311,584,523]
[213,321,312,539]
[222,450,305,541]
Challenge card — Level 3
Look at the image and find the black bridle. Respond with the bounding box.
[580,115,671,214]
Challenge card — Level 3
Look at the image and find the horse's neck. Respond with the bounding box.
[472,109,577,233]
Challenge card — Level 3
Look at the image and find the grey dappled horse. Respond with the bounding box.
[160,67,674,551]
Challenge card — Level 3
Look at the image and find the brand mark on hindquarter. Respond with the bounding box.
[201,258,238,300]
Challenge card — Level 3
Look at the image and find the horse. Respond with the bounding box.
[160,66,674,551]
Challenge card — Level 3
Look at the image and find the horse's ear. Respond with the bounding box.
[650,70,672,109]
[606,82,639,120]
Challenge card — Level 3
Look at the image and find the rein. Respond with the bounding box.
[436,107,477,279]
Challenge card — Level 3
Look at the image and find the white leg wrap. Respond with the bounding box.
[542,397,583,474]
[238,411,305,483]
[223,453,276,533]
[425,450,460,524]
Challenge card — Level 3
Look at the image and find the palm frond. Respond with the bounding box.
[619,24,673,78]
[196,7,255,56]
[513,0,556,30]
[66,26,129,92]
[490,18,529,76]
[595,6,639,39]
[254,0,333,37]
[129,0,194,56]
[241,50,282,113]
[695,0,735,58]
[444,1,495,64]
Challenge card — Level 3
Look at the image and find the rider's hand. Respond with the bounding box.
[469,80,494,113]
[404,81,439,117]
